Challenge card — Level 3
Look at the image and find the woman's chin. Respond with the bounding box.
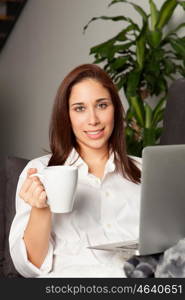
[85,140,108,150]
[77,138,108,151]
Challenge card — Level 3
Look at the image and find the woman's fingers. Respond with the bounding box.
[19,168,38,196]
[27,168,37,178]
[19,168,48,209]
[38,191,48,208]
[29,180,44,196]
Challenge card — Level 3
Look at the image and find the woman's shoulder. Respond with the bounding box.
[29,154,52,166]
[19,154,52,178]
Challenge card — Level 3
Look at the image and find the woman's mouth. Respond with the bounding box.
[85,128,104,139]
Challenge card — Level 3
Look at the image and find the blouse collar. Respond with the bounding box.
[65,148,116,177]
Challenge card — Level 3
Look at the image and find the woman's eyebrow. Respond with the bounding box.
[71,98,110,106]
[96,98,110,103]
[71,102,84,107]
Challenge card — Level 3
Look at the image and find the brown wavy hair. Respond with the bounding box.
[48,64,141,184]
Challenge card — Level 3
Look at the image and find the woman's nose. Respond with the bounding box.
[88,109,100,126]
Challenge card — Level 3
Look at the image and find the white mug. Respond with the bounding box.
[30,165,78,213]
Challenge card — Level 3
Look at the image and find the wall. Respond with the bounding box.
[0,0,183,161]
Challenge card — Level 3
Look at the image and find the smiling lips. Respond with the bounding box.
[85,128,104,139]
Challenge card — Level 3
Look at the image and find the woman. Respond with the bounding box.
[9,64,141,277]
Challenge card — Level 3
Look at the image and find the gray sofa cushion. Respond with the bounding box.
[160,78,185,145]
[3,156,29,277]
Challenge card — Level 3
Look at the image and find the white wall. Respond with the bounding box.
[0,0,183,161]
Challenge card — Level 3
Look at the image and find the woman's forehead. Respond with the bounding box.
[69,79,111,104]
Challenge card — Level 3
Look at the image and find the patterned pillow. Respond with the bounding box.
[123,253,162,278]
[155,238,185,278]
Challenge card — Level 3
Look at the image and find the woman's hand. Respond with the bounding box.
[19,168,48,208]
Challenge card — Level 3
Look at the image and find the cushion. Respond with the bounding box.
[0,164,6,277]
[160,78,185,145]
[3,156,29,277]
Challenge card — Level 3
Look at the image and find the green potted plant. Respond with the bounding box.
[84,0,185,156]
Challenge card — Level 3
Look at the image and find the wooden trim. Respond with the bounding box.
[0,1,25,3]
[0,15,15,20]
[0,33,6,39]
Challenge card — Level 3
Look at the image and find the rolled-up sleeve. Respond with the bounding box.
[9,160,54,278]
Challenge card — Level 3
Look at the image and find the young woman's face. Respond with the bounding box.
[69,79,114,152]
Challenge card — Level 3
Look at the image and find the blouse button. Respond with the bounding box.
[105,191,110,197]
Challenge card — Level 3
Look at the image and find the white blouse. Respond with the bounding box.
[9,149,142,278]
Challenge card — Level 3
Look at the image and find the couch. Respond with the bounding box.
[160,78,185,145]
[0,156,29,277]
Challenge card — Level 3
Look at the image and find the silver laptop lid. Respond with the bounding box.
[139,144,185,255]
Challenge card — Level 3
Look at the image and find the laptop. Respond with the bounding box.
[88,144,185,256]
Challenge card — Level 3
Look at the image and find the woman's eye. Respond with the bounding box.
[98,103,108,109]
[74,106,85,112]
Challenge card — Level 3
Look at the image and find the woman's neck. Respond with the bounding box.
[79,145,108,163]
[78,144,109,178]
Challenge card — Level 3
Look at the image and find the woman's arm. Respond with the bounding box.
[9,161,54,277]
[19,168,52,268]
[23,206,52,268]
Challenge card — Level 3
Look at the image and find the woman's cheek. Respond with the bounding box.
[71,114,87,135]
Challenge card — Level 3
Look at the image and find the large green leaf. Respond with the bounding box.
[90,39,115,59]
[104,44,133,61]
[93,57,106,64]
[147,29,162,48]
[155,127,164,141]
[129,2,148,22]
[157,77,168,95]
[154,97,166,113]
[143,128,156,147]
[178,63,185,76]
[162,58,178,75]
[165,23,185,38]
[144,103,152,128]
[112,42,134,54]
[83,15,129,33]
[129,96,145,127]
[109,56,130,70]
[136,22,147,69]
[84,14,140,35]
[145,48,165,68]
[170,38,185,58]
[126,69,141,99]
[125,106,135,122]
[108,0,128,7]
[152,109,165,128]
[144,72,167,96]
[90,39,114,55]
[152,97,166,127]
[115,76,127,90]
[116,24,139,40]
[109,0,148,22]
[149,0,159,30]
[156,0,177,30]
[90,25,138,59]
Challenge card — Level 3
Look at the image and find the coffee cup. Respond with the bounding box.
[30,165,78,213]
